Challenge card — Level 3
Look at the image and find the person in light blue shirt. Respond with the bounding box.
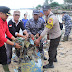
[39,10,45,23]
[22,14,28,29]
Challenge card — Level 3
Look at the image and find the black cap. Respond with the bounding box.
[0,6,11,15]
[33,10,40,15]
[42,5,51,11]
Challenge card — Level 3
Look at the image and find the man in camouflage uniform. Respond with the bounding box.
[26,9,47,60]
[62,12,72,41]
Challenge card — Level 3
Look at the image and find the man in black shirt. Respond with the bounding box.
[6,10,28,64]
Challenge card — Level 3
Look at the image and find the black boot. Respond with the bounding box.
[54,58,57,62]
[48,58,57,62]
[43,62,54,69]
[54,54,57,62]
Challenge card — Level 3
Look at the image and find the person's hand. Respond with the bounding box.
[35,39,40,45]
[22,36,28,40]
[11,36,16,41]
[30,34,34,38]
[36,33,39,37]
[26,34,29,38]
[22,35,27,39]
[15,43,22,48]
[13,38,17,41]
[13,38,16,41]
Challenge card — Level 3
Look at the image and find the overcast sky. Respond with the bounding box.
[0,0,64,9]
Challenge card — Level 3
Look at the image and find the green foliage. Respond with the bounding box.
[49,2,60,7]
[44,0,53,5]
[44,0,48,5]
[36,5,42,9]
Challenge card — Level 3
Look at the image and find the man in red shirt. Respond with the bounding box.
[0,6,22,72]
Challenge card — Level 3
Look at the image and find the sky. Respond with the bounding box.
[0,0,64,9]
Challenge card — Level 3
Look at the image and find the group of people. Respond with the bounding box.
[0,5,72,72]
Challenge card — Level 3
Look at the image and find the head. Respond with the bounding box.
[62,12,66,17]
[0,6,11,20]
[13,10,20,21]
[33,10,39,20]
[39,10,44,17]
[42,5,51,16]
[24,14,27,19]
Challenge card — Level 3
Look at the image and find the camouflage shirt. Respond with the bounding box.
[62,14,72,27]
[26,18,44,35]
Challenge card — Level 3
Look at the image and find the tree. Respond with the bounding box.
[64,0,72,10]
[50,0,53,2]
[49,2,60,7]
[43,0,53,5]
[44,0,48,5]
[36,5,42,9]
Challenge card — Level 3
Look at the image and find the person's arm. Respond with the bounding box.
[20,21,28,37]
[35,17,55,45]
[0,26,21,48]
[6,39,15,46]
[35,27,49,45]
[62,15,66,24]
[8,20,26,39]
[11,36,16,40]
[40,17,55,38]
[6,26,22,48]
[6,39,21,48]
[23,30,29,37]
[16,33,25,38]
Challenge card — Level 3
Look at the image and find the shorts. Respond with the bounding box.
[0,45,7,65]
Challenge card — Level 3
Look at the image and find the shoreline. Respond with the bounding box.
[52,9,72,16]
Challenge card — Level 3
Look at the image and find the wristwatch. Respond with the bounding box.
[13,43,16,47]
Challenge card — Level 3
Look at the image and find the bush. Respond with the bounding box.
[49,2,60,7]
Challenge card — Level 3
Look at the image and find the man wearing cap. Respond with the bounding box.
[39,10,45,23]
[35,5,61,68]
[26,9,47,60]
[0,6,22,72]
[62,12,72,42]
[6,10,28,64]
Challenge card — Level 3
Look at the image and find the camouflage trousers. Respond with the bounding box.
[64,26,71,36]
